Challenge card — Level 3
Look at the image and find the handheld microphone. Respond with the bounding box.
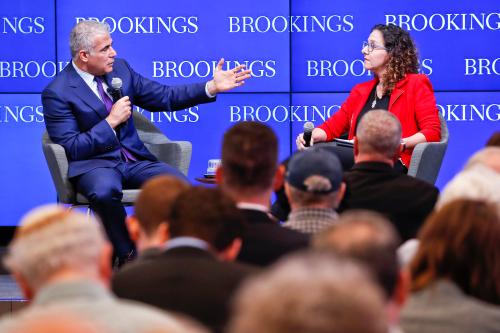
[107,77,127,130]
[107,77,123,102]
[303,122,314,147]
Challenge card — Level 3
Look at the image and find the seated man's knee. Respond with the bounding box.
[88,185,123,203]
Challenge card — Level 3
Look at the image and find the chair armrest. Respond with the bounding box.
[42,141,76,203]
[408,141,448,184]
[144,141,192,176]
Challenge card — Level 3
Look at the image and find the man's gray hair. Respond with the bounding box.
[228,251,387,333]
[4,205,107,289]
[70,20,110,60]
[287,184,338,207]
[356,110,402,159]
[464,146,500,173]
[437,164,500,215]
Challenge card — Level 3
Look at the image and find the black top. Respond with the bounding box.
[355,84,390,133]
[339,161,439,242]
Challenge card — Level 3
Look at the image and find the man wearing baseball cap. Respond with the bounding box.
[283,147,345,234]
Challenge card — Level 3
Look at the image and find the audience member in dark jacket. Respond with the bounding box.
[339,110,438,242]
[217,122,309,266]
[113,187,258,333]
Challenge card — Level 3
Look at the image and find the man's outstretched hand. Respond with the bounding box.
[206,58,252,95]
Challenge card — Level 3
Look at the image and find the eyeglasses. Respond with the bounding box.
[362,41,388,53]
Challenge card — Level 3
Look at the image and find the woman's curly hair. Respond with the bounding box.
[372,24,419,94]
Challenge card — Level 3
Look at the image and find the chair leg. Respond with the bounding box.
[67,204,93,222]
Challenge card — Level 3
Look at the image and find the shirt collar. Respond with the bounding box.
[72,61,96,87]
[237,202,268,212]
[164,236,210,251]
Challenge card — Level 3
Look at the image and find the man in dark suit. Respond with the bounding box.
[216,122,309,266]
[112,187,258,333]
[42,20,251,263]
[338,110,438,242]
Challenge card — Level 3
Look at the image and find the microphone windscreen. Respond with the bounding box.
[111,77,123,90]
[303,121,314,133]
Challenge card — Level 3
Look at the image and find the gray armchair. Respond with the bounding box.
[407,112,449,185]
[42,112,192,207]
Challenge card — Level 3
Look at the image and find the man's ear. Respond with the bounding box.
[215,165,223,185]
[393,268,410,307]
[218,238,242,262]
[126,216,140,243]
[98,243,113,286]
[13,272,34,301]
[353,136,359,157]
[273,164,286,192]
[78,50,89,63]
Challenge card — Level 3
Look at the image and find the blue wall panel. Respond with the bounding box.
[0,0,498,225]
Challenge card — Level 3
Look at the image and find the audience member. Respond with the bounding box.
[282,147,345,234]
[1,205,188,333]
[269,157,291,222]
[127,175,189,255]
[113,187,258,333]
[339,110,439,242]
[464,146,500,173]
[313,210,408,330]
[217,121,309,266]
[401,199,500,333]
[438,148,500,211]
[228,251,387,333]
[486,131,500,147]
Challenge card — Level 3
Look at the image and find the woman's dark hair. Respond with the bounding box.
[371,24,419,94]
[409,199,500,305]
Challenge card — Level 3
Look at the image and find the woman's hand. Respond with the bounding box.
[296,133,314,150]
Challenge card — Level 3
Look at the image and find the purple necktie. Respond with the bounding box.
[95,76,136,162]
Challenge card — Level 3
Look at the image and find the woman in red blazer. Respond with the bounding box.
[297,24,441,170]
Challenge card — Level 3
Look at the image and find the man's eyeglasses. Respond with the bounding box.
[362,41,388,53]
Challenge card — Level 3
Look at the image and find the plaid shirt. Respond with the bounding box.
[283,208,339,235]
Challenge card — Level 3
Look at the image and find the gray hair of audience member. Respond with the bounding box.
[228,251,387,333]
[356,110,402,159]
[287,185,340,207]
[70,20,110,60]
[313,210,401,300]
[437,164,500,214]
[4,205,107,289]
[464,146,500,173]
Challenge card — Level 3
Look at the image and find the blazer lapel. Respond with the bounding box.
[67,64,109,120]
[389,76,409,110]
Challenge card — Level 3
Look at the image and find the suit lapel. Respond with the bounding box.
[389,76,409,109]
[66,64,109,120]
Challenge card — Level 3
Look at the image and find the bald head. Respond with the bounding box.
[356,110,402,160]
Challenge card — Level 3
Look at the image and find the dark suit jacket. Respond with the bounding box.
[112,246,258,333]
[42,58,214,178]
[339,162,439,242]
[237,208,310,266]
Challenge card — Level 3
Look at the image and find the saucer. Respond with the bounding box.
[203,173,216,178]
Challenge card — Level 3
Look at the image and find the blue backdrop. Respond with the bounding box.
[0,0,498,226]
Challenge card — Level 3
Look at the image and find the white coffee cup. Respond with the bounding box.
[206,159,222,175]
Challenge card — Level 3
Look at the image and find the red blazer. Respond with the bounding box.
[318,74,441,167]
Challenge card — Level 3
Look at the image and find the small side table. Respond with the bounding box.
[195,176,217,185]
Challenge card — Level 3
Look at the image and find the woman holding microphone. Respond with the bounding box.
[296,24,441,172]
